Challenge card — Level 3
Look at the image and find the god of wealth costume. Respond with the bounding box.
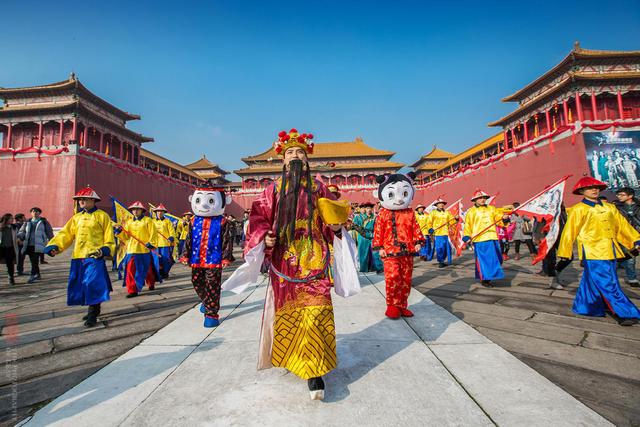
[179,187,234,328]
[222,129,357,400]
[372,174,424,319]
[557,177,640,325]
[44,187,115,327]
[351,203,383,273]
[463,190,509,286]
[117,201,161,297]
[415,206,433,261]
[152,204,176,279]
[428,199,456,267]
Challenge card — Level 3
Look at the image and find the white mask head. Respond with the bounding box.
[373,173,416,211]
[188,189,232,217]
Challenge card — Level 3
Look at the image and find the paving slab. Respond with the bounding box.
[21,275,610,426]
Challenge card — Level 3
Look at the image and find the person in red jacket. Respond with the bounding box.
[372,173,424,319]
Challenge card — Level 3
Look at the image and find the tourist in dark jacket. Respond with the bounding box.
[17,207,54,283]
[614,187,640,287]
[14,213,26,275]
[0,214,18,285]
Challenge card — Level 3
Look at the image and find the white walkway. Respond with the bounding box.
[20,274,611,427]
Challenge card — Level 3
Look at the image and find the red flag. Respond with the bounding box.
[446,198,465,256]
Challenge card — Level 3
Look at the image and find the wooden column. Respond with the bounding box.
[37,122,43,147]
[119,140,124,159]
[99,131,104,153]
[58,120,64,146]
[617,91,625,119]
[523,121,529,142]
[510,128,516,148]
[563,99,569,124]
[575,92,584,122]
[545,110,551,134]
[82,125,89,148]
[590,92,598,121]
[6,123,12,148]
[71,118,78,142]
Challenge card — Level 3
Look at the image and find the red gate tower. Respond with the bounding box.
[0,74,206,226]
[411,43,640,206]
[233,137,404,208]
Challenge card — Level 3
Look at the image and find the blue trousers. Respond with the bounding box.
[420,235,434,261]
[434,235,452,264]
[158,246,174,276]
[574,259,640,319]
[473,240,504,281]
[67,258,112,306]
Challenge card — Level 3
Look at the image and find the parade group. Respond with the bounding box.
[3,128,640,401]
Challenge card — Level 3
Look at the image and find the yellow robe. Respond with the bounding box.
[557,200,640,260]
[47,209,115,259]
[463,205,507,243]
[119,216,158,254]
[429,209,456,236]
[415,212,431,236]
[153,218,176,248]
[178,220,189,240]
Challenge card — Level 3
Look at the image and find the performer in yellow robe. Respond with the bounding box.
[428,198,457,267]
[463,190,510,286]
[116,201,160,297]
[152,204,176,279]
[558,177,640,326]
[44,187,115,327]
[415,204,432,260]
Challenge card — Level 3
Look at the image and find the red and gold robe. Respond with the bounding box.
[245,179,338,380]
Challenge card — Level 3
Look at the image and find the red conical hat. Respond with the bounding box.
[470,189,490,201]
[434,198,447,205]
[327,184,340,193]
[415,204,426,210]
[128,201,147,211]
[153,203,168,212]
[572,176,607,195]
[73,186,101,201]
[183,211,193,216]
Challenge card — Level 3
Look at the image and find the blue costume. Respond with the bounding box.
[352,212,383,273]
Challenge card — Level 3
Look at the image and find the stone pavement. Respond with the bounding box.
[0,250,239,426]
[411,251,640,427]
[19,272,610,426]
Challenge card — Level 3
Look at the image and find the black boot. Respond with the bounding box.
[84,304,101,327]
[481,280,493,288]
[126,292,138,298]
[82,304,101,320]
[617,318,638,327]
[8,275,15,285]
[308,376,325,400]
[438,262,446,268]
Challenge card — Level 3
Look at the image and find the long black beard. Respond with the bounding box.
[275,159,314,248]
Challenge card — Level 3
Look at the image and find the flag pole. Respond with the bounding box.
[464,175,572,245]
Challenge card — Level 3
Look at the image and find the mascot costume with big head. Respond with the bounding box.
[180,184,234,328]
[372,173,424,319]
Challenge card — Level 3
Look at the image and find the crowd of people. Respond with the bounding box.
[0,208,53,285]
[2,128,640,401]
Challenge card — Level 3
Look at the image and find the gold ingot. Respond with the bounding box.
[317,198,350,225]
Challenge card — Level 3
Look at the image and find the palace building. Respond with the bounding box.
[185,155,231,185]
[412,43,640,206]
[410,146,454,183]
[0,74,222,226]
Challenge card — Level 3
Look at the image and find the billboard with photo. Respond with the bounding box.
[583,131,640,193]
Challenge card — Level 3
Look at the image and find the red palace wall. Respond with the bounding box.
[231,129,611,211]
[0,153,77,226]
[412,132,591,208]
[2,149,245,227]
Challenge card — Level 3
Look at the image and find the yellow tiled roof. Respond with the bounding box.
[235,160,404,175]
[501,44,640,103]
[410,146,455,168]
[242,137,394,162]
[489,71,640,127]
[184,155,229,174]
[422,133,504,176]
[139,148,204,180]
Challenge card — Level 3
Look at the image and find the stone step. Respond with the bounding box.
[427,294,535,320]
[530,312,639,340]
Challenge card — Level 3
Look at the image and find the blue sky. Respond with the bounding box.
[2,1,639,179]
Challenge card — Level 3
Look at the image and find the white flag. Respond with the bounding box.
[517,179,567,265]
